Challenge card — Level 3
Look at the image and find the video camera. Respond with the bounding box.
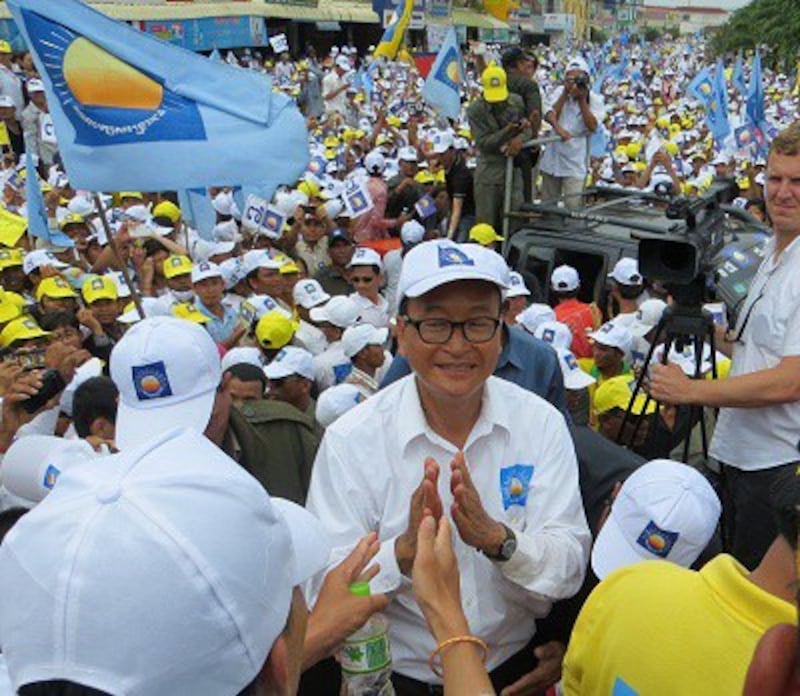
[633,178,738,296]
[573,75,590,90]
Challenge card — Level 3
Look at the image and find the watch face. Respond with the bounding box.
[499,534,518,561]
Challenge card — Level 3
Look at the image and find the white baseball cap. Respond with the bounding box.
[364,150,386,175]
[398,146,419,162]
[551,264,580,292]
[430,130,455,154]
[653,342,713,377]
[293,278,331,309]
[534,320,573,351]
[221,346,263,373]
[264,346,315,381]
[628,298,667,337]
[505,271,530,299]
[335,55,350,70]
[556,348,596,390]
[397,240,509,309]
[589,321,633,355]
[242,249,283,277]
[211,190,241,218]
[0,435,97,507]
[219,257,246,290]
[348,246,383,272]
[316,383,364,428]
[191,260,223,284]
[0,427,330,696]
[566,56,589,74]
[342,324,388,358]
[309,296,361,328]
[515,303,556,336]
[608,257,643,286]
[117,297,170,324]
[110,317,222,449]
[211,219,240,243]
[591,459,721,579]
[27,78,45,93]
[400,220,425,246]
[22,250,68,276]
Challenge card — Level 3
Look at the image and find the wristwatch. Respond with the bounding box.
[483,524,517,562]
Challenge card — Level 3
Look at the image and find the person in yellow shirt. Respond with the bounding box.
[562,466,798,696]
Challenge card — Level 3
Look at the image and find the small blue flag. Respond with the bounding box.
[421,27,462,121]
[178,188,216,239]
[746,50,765,129]
[707,59,731,144]
[688,66,714,107]
[414,194,436,220]
[25,151,74,248]
[732,53,747,96]
[8,0,309,197]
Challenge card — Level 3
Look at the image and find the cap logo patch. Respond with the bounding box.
[91,278,104,290]
[636,520,679,558]
[275,348,288,362]
[600,323,613,333]
[333,362,353,384]
[490,77,501,87]
[438,246,474,268]
[42,464,60,490]
[304,282,317,293]
[564,353,579,370]
[542,328,555,343]
[132,361,173,401]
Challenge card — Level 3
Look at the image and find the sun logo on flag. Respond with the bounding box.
[434,46,462,91]
[23,8,206,146]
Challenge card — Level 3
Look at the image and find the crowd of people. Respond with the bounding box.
[0,23,797,696]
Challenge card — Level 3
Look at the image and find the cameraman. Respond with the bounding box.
[467,63,530,233]
[540,57,605,211]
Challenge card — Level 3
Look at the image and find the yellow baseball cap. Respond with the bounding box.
[172,302,210,324]
[152,200,181,224]
[82,275,118,304]
[35,276,78,302]
[279,260,300,275]
[0,295,21,324]
[255,310,298,350]
[59,213,86,230]
[0,317,49,348]
[163,254,193,279]
[0,247,23,269]
[298,180,320,199]
[468,223,505,246]
[0,41,11,54]
[482,64,508,103]
[118,191,143,201]
[414,170,435,185]
[594,375,657,416]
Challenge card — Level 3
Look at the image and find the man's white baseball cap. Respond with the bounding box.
[316,383,364,428]
[628,298,667,337]
[342,324,388,358]
[566,56,589,74]
[505,271,531,298]
[364,151,386,175]
[309,296,361,328]
[608,257,643,286]
[110,317,222,449]
[293,278,331,309]
[191,260,223,284]
[335,54,350,70]
[534,320,573,351]
[400,220,425,246]
[348,246,383,272]
[591,459,721,579]
[264,346,315,381]
[397,240,509,308]
[556,348,596,390]
[398,146,419,162]
[589,321,633,355]
[551,264,580,292]
[242,249,284,277]
[430,130,455,154]
[117,297,170,324]
[515,303,556,335]
[0,428,330,696]
[22,250,68,276]
[221,346,263,373]
[0,435,97,507]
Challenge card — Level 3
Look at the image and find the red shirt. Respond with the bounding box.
[555,298,600,358]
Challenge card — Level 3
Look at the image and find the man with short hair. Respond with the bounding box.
[606,257,646,323]
[192,261,245,348]
[551,264,601,358]
[313,229,354,296]
[431,131,475,240]
[650,121,800,569]
[307,239,590,693]
[342,324,388,398]
[322,56,351,117]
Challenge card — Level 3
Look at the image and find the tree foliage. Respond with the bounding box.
[710,0,800,70]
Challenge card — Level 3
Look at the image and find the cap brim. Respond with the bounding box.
[271,498,331,585]
[308,306,330,323]
[564,369,596,390]
[591,508,649,579]
[115,390,217,450]
[628,321,655,338]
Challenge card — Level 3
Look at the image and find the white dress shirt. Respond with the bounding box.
[711,236,800,470]
[295,319,328,356]
[350,292,391,329]
[306,375,590,682]
[312,340,351,391]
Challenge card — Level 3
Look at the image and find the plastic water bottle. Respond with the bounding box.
[339,581,395,696]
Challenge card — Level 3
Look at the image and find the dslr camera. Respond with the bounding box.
[573,75,590,90]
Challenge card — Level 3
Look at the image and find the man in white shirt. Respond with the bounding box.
[307,240,590,692]
[322,56,351,117]
[539,57,605,210]
[650,121,800,570]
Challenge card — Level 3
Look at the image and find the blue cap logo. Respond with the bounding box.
[636,520,679,558]
[42,464,60,490]
[132,361,173,401]
[438,246,474,268]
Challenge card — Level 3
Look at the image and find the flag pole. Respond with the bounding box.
[92,193,145,319]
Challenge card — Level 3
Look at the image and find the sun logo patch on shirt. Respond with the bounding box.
[132,361,173,401]
[636,520,679,558]
[500,464,534,510]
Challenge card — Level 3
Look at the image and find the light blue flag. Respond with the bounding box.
[8,0,309,198]
[177,188,216,239]
[688,66,714,107]
[421,27,463,121]
[707,59,731,144]
[732,53,747,96]
[24,151,74,248]
[590,125,610,158]
[746,51,765,128]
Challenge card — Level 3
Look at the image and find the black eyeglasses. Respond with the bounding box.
[402,315,501,344]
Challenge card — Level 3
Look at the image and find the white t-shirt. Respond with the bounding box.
[322,71,348,116]
[350,292,390,330]
[539,88,606,179]
[711,236,800,470]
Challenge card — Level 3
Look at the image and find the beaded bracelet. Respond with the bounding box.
[428,635,489,678]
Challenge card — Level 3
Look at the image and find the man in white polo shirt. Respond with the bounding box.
[650,121,800,569]
[306,239,590,693]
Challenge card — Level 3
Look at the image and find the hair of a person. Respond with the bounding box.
[618,283,645,300]
[553,288,579,301]
[224,362,268,391]
[769,120,800,158]
[39,311,80,333]
[142,238,168,258]
[0,506,27,543]
[71,376,119,438]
